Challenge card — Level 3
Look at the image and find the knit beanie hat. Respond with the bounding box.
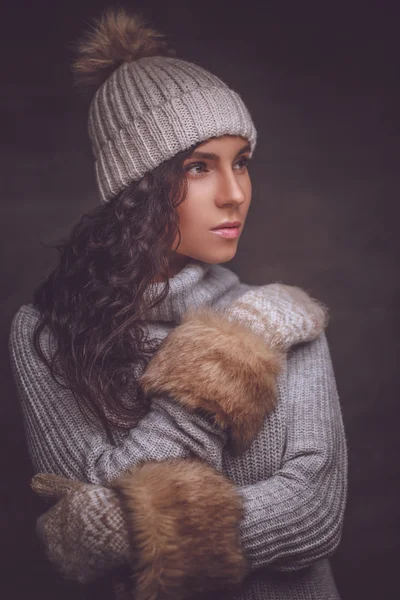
[73,9,257,203]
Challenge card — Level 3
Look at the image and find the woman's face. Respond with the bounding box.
[171,135,252,271]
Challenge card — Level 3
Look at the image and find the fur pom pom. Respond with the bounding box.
[72,8,176,95]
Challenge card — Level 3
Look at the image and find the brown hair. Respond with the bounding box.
[32,141,203,441]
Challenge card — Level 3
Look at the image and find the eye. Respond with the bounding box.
[184,162,209,177]
[234,156,251,170]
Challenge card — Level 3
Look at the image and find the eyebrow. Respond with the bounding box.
[187,142,251,161]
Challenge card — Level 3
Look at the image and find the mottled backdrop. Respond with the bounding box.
[2,1,399,598]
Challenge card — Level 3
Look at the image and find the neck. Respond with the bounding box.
[142,259,247,324]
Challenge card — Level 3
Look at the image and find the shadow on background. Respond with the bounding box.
[2,1,399,598]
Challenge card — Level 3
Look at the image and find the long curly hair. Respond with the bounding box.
[32,141,203,442]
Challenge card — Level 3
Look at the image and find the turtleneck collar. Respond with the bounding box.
[143,259,244,324]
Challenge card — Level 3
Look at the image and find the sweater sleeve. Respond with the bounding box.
[238,330,348,571]
[8,306,226,484]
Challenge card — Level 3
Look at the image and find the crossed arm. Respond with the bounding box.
[9,293,347,593]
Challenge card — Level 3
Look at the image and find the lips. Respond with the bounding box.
[211,221,241,230]
[210,225,241,239]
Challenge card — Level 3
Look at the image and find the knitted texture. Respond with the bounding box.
[89,55,257,202]
[9,261,347,599]
[223,283,329,351]
[32,474,130,583]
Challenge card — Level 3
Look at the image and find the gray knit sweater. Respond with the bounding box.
[9,260,347,600]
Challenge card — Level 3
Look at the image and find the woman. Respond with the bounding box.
[9,8,347,600]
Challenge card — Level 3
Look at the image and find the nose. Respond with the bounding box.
[215,167,247,208]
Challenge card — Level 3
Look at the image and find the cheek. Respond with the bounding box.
[178,207,205,238]
[178,182,211,227]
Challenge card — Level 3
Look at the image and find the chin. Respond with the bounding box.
[198,247,238,265]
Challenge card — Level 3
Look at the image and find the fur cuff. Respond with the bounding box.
[112,459,248,600]
[139,308,284,454]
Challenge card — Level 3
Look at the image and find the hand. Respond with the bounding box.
[139,283,327,454]
[31,459,248,599]
[140,307,284,454]
[225,284,329,351]
[31,473,131,584]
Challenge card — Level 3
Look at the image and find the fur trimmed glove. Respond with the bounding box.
[224,283,328,350]
[32,473,131,584]
[32,459,247,600]
[140,284,328,453]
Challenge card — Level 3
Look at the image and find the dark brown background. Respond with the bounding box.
[2,1,399,598]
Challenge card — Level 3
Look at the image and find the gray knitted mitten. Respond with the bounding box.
[223,283,329,351]
[32,459,246,600]
[32,474,130,584]
[140,284,328,453]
